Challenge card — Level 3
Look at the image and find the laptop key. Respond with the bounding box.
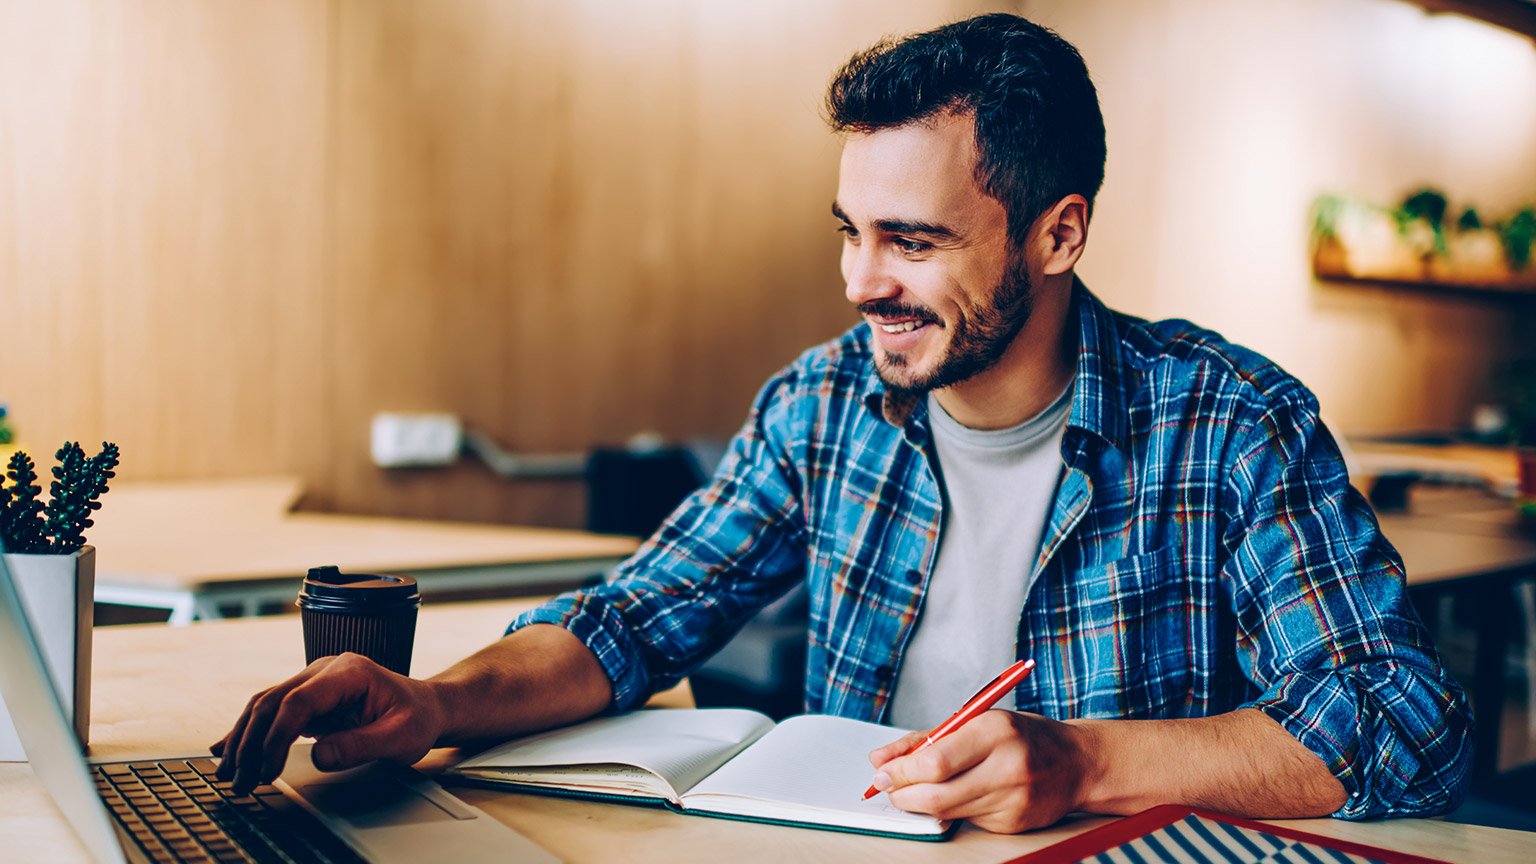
[189,758,220,775]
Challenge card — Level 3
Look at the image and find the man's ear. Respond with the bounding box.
[1031,194,1090,276]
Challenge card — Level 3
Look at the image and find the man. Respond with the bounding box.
[215,14,1471,833]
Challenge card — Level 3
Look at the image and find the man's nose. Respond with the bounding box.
[843,245,899,306]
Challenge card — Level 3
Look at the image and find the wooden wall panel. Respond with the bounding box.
[26,1,1521,530]
[0,0,330,486]
[1,0,1012,529]
[320,0,1009,525]
[1,1,111,456]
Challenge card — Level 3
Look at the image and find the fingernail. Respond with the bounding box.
[872,771,892,791]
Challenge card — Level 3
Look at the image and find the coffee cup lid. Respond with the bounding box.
[299,565,420,610]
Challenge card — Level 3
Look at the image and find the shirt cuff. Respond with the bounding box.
[1242,664,1470,820]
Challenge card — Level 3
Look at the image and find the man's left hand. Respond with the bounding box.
[869,709,1089,834]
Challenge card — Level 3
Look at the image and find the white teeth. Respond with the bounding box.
[880,321,923,333]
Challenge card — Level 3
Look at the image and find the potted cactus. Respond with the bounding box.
[0,441,119,758]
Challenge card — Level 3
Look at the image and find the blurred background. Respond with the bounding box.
[4,0,1536,835]
[3,0,1533,527]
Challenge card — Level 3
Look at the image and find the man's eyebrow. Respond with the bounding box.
[829,201,958,240]
[871,218,958,241]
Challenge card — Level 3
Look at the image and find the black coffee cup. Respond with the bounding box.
[297,566,421,676]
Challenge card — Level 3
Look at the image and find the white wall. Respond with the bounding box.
[1024,0,1536,433]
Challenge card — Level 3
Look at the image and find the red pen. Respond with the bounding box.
[862,658,1037,800]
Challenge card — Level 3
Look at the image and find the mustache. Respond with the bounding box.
[857,299,940,325]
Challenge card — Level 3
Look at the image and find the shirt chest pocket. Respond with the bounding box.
[1050,545,1194,718]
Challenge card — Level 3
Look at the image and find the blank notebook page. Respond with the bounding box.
[683,715,944,830]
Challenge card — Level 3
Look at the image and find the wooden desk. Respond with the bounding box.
[1376,487,1536,782]
[3,601,1531,863]
[88,478,640,623]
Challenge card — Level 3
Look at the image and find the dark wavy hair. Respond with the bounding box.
[826,14,1106,247]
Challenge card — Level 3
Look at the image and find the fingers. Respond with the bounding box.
[886,762,995,820]
[869,728,929,768]
[211,659,331,790]
[878,711,1082,835]
[257,671,364,786]
[214,688,268,779]
[877,714,1002,789]
[232,684,301,793]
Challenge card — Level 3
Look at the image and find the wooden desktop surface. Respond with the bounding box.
[88,477,640,590]
[4,600,1531,863]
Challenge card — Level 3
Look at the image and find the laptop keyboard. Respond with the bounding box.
[91,758,366,864]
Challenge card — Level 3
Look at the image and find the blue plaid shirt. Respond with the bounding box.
[514,282,1472,819]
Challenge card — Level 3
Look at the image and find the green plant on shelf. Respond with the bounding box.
[1499,206,1535,272]
[0,441,120,554]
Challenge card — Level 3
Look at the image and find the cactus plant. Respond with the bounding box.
[0,442,119,554]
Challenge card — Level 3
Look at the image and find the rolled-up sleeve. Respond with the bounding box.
[510,366,811,712]
[1222,391,1473,819]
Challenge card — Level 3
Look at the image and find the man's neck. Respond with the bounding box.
[931,274,1076,430]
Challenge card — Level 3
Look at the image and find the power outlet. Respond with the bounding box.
[371,413,463,468]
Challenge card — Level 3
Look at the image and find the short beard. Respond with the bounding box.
[861,251,1034,400]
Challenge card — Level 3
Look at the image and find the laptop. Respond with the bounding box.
[0,541,559,864]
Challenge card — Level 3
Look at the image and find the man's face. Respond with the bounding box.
[834,112,1031,396]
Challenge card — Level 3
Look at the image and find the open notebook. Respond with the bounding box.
[444,708,954,841]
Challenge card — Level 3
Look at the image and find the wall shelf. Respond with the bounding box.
[1313,269,1536,299]
[1312,238,1536,299]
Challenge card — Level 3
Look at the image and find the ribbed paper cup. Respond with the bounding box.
[297,566,421,676]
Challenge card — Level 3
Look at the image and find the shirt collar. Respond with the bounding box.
[859,278,1128,452]
[1065,278,1128,453]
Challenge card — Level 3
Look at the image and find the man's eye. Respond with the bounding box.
[894,237,930,254]
[837,224,859,240]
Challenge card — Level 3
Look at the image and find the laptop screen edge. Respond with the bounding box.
[0,541,127,863]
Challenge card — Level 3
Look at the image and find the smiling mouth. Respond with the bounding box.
[858,300,939,337]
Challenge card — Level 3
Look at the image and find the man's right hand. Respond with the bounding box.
[210,652,445,795]
[210,623,615,796]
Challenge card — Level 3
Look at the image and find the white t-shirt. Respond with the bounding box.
[887,380,1073,729]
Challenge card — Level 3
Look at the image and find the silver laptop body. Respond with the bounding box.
[0,541,557,863]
